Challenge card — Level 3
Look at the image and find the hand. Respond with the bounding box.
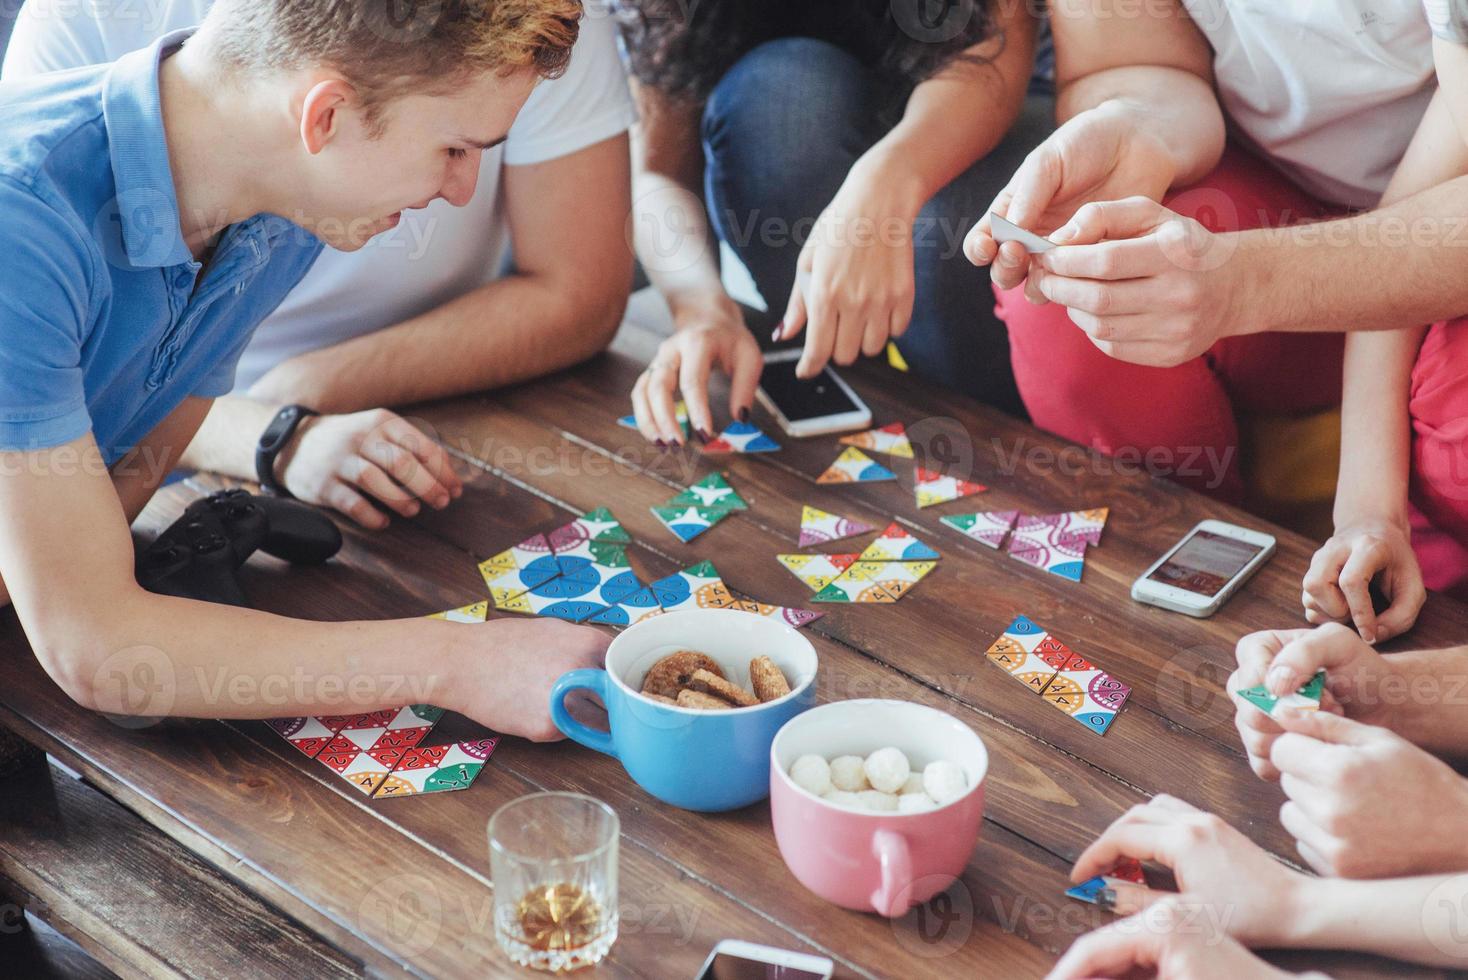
[1304,518,1425,642]
[1068,795,1308,948]
[457,618,610,742]
[1271,708,1468,877]
[1229,624,1400,780]
[774,160,918,379]
[1047,896,1303,980]
[1020,197,1246,367]
[630,295,761,446]
[964,101,1177,291]
[276,409,462,530]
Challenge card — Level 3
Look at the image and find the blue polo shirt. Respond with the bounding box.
[0,29,322,465]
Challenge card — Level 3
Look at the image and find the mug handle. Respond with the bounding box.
[870,829,914,917]
[549,669,618,759]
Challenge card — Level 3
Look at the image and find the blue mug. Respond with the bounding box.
[550,609,819,812]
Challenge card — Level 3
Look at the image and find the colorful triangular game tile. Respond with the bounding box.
[375,738,499,798]
[545,555,643,607]
[1012,508,1110,549]
[266,715,343,758]
[797,505,874,548]
[704,421,780,454]
[886,342,910,372]
[839,422,914,459]
[776,553,860,592]
[547,507,631,552]
[497,578,608,623]
[914,467,986,508]
[1040,651,1131,735]
[858,522,941,562]
[484,559,565,606]
[587,586,665,627]
[479,532,557,577]
[727,599,824,629]
[649,561,736,613]
[426,600,489,623]
[1007,532,1089,583]
[1066,858,1146,906]
[1237,669,1326,718]
[651,504,731,543]
[667,472,748,511]
[984,616,1064,694]
[940,510,1020,550]
[812,571,897,603]
[817,447,897,485]
[842,560,936,601]
[618,401,689,437]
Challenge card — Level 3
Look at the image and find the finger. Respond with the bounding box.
[962,199,1004,266]
[1073,819,1189,884]
[1231,630,1300,690]
[1038,236,1177,281]
[1005,146,1063,231]
[831,298,867,367]
[1035,272,1163,319]
[678,343,717,442]
[348,459,422,518]
[777,271,810,343]
[885,285,914,343]
[1337,542,1388,643]
[1274,705,1377,747]
[324,480,388,530]
[360,436,446,509]
[797,288,838,379]
[1047,917,1168,979]
[1108,882,1181,917]
[1265,625,1363,696]
[1302,544,1352,623]
[1375,562,1428,642]
[1145,794,1202,816]
[991,240,1035,292]
[1051,197,1168,247]
[1277,771,1333,826]
[725,336,764,422]
[1023,262,1048,305]
[381,416,460,501]
[1295,838,1335,877]
[1279,800,1336,874]
[630,374,663,445]
[646,355,684,446]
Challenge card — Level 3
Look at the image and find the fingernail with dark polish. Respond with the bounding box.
[697,428,711,444]
[739,407,750,423]
[654,439,666,449]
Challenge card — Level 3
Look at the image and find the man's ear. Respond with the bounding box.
[298,78,355,155]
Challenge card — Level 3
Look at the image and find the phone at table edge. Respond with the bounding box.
[756,349,872,438]
[1131,519,1276,618]
[694,939,835,980]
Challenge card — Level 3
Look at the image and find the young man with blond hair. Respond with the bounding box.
[0,0,609,738]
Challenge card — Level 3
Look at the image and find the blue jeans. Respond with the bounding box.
[702,37,1053,417]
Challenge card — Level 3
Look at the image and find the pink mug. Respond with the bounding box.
[769,700,988,917]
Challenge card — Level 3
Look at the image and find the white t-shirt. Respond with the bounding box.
[3,1,636,392]
[1181,0,1468,208]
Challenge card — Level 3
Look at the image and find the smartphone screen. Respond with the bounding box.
[697,953,828,980]
[1146,529,1264,597]
[759,357,861,422]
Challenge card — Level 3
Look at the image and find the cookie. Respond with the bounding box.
[640,692,678,706]
[749,655,791,702]
[688,668,758,707]
[676,689,734,711]
[641,650,724,699]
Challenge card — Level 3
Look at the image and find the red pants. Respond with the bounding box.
[1411,320,1468,599]
[996,147,1345,504]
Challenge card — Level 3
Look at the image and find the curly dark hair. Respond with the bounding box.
[614,0,1000,114]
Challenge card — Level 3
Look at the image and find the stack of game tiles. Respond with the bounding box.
[651,473,748,542]
[778,521,939,604]
[267,704,498,799]
[913,467,986,508]
[984,615,1131,735]
[839,422,913,458]
[942,508,1108,582]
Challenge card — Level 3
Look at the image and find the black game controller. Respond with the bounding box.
[137,488,343,607]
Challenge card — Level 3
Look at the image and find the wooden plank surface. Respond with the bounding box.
[2,308,1464,978]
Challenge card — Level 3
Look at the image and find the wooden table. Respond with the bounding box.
[1,304,1463,978]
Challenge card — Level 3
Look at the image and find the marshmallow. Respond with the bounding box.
[829,755,869,792]
[863,747,911,794]
[822,789,863,809]
[923,760,967,805]
[789,754,833,797]
[897,792,938,813]
[857,790,899,812]
[898,773,927,795]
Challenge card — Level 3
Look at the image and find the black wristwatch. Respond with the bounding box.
[255,405,318,496]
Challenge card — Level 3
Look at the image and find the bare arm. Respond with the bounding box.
[246,134,634,413]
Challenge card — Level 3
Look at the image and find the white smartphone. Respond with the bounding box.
[1131,519,1277,617]
[756,349,872,438]
[694,939,835,980]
